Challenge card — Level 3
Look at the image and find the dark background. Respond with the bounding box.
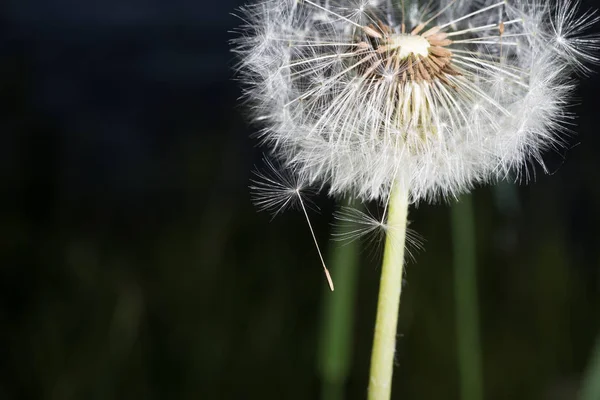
[0,1,599,399]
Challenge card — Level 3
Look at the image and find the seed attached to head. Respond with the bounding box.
[362,22,456,85]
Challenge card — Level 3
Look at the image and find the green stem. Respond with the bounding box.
[318,200,361,400]
[451,194,483,400]
[368,184,409,400]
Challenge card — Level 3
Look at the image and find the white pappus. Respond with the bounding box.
[233,0,599,204]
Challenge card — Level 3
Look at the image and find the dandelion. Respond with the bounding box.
[232,0,598,398]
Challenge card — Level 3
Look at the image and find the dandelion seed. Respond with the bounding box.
[550,0,600,72]
[332,204,424,262]
[332,205,387,245]
[249,157,313,218]
[250,158,334,291]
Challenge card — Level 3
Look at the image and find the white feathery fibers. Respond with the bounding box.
[250,157,315,217]
[332,205,424,260]
[233,0,598,204]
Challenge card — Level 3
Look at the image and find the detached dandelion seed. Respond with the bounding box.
[233,0,598,398]
[251,158,334,291]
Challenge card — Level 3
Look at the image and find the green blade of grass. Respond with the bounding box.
[581,333,600,400]
[318,200,362,400]
[451,194,484,400]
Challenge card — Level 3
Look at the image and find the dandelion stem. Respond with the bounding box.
[451,194,483,400]
[368,183,409,400]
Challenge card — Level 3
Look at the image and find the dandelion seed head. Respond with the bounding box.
[233,0,598,205]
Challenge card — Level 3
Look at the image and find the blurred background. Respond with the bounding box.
[1,1,599,399]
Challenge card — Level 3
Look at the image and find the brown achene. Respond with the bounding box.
[359,21,461,86]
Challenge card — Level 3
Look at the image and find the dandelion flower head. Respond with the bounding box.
[233,0,599,203]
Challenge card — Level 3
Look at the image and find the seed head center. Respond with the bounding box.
[360,22,457,85]
[388,34,430,59]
